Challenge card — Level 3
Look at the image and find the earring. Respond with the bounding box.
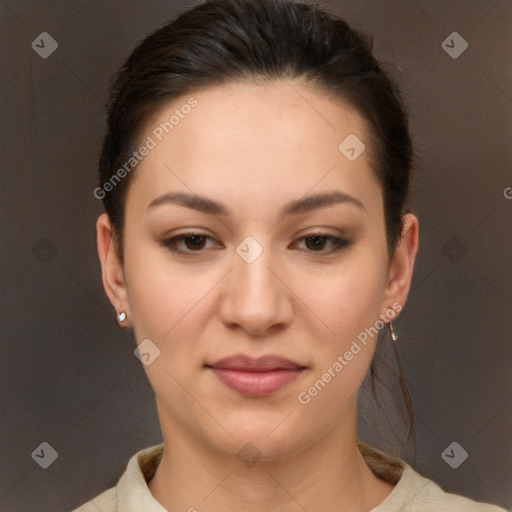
[388,321,398,342]
[116,311,127,328]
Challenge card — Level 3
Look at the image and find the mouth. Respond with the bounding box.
[205,354,306,397]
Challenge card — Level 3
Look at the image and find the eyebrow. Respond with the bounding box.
[146,190,366,217]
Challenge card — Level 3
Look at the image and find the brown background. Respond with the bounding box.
[0,0,510,510]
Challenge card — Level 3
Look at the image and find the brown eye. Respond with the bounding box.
[295,233,351,254]
[161,233,220,254]
[183,235,207,250]
[304,235,327,251]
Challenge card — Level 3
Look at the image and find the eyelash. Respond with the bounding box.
[160,232,351,255]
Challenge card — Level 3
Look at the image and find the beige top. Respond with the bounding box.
[72,442,507,512]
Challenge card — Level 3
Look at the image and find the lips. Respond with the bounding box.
[206,355,306,397]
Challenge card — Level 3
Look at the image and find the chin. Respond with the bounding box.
[202,410,314,462]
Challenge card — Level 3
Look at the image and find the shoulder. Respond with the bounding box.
[69,443,165,512]
[70,486,117,512]
[358,442,508,512]
[384,465,508,512]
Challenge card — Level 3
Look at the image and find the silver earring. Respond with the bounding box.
[388,321,398,342]
[117,311,127,327]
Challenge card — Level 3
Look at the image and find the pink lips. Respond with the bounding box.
[206,355,305,397]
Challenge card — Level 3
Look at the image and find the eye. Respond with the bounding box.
[293,233,350,253]
[160,231,351,256]
[160,233,221,254]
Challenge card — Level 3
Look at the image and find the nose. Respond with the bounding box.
[218,242,293,337]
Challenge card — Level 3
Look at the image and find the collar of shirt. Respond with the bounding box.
[113,442,412,511]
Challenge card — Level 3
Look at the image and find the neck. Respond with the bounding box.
[148,410,394,512]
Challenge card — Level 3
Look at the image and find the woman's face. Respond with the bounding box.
[99,79,417,460]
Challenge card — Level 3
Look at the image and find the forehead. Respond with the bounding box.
[126,79,382,217]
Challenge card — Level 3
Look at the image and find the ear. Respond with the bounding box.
[382,213,419,316]
[96,213,132,327]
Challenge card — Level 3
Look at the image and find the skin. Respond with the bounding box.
[97,79,419,511]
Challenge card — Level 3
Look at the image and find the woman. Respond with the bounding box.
[74,0,507,510]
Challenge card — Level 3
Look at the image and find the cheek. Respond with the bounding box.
[290,252,388,401]
[123,250,213,401]
[298,259,387,344]
[294,273,384,414]
[124,243,208,339]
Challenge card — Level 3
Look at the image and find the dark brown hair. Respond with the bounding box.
[98,0,415,452]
